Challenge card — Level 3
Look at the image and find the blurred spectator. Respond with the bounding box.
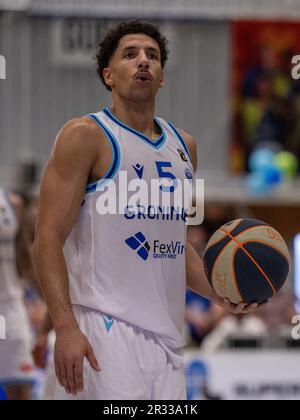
[0,191,35,400]
[185,289,224,346]
[242,45,277,99]
[256,284,296,333]
[239,72,286,169]
[200,280,296,351]
[201,313,267,351]
[273,49,294,100]
[231,23,300,173]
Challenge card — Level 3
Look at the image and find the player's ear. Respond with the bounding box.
[103,67,113,89]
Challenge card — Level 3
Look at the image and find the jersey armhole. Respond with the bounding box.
[86,114,121,194]
[167,122,193,164]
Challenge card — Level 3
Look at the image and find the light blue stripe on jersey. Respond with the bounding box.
[86,114,121,193]
[103,108,167,150]
[167,122,192,163]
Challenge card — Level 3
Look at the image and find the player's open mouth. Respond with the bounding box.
[136,79,151,85]
[134,72,153,83]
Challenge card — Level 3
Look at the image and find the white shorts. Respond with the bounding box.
[0,299,34,385]
[55,305,187,400]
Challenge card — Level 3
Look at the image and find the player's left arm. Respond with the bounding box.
[178,129,259,314]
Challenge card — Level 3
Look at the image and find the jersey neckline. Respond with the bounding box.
[103,107,167,150]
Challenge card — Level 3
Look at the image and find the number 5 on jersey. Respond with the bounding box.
[156,162,178,193]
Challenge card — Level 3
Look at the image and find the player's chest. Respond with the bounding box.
[91,132,193,187]
[117,138,193,184]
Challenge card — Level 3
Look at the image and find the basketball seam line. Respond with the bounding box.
[204,219,243,253]
[234,227,290,263]
[241,239,290,264]
[221,228,277,296]
[232,248,244,303]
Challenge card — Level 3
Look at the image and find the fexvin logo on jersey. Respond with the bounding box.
[153,239,185,260]
[126,232,185,261]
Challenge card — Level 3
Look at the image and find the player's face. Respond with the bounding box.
[103,34,164,103]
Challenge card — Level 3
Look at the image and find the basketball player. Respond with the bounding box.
[33,21,259,400]
[0,190,34,400]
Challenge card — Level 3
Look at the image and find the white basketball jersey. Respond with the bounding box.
[64,108,194,360]
[0,190,22,301]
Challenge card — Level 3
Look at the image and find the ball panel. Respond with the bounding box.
[223,218,269,238]
[204,235,232,286]
[235,226,290,261]
[204,228,228,252]
[204,219,243,255]
[234,248,275,303]
[211,240,242,304]
[243,242,290,293]
[219,219,243,235]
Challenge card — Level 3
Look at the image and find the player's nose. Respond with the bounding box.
[137,51,150,69]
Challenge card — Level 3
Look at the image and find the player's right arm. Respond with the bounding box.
[33,117,101,396]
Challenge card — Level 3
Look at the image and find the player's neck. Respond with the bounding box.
[109,99,160,139]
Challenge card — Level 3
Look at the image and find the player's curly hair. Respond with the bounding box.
[96,21,169,91]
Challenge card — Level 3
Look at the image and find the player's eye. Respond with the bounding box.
[148,54,158,60]
[124,52,136,59]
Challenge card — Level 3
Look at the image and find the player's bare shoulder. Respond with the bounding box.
[52,116,102,164]
[177,128,198,172]
[49,115,113,185]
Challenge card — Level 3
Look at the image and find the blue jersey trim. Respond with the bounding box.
[167,122,192,163]
[86,114,121,193]
[103,108,167,150]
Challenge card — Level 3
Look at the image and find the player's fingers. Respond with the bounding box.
[55,362,63,387]
[242,303,259,314]
[60,362,71,394]
[247,303,259,311]
[223,299,231,308]
[86,345,101,372]
[235,303,247,313]
[74,358,84,393]
[66,362,77,395]
[220,299,234,312]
